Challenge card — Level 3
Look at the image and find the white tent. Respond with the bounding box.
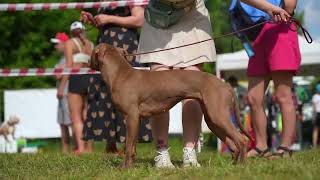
[216,36,320,79]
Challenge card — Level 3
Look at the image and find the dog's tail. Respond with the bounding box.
[230,88,253,141]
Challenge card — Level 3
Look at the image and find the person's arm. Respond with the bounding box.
[56,63,68,99]
[283,0,297,15]
[240,0,291,22]
[55,63,63,80]
[94,6,145,28]
[58,40,73,99]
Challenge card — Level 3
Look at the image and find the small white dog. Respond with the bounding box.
[0,116,20,142]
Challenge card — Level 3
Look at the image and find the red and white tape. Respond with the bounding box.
[0,67,149,77]
[0,0,149,12]
[0,68,99,77]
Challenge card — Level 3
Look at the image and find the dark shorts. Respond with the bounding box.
[68,74,90,95]
[315,113,320,127]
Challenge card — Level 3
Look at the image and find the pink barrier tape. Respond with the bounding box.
[0,0,149,12]
[0,67,149,77]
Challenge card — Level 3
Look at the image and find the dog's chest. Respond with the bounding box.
[8,126,14,134]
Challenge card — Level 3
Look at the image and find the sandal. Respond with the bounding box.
[268,146,293,159]
[247,147,271,158]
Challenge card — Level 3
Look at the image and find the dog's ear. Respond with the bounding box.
[90,45,103,71]
[116,48,129,61]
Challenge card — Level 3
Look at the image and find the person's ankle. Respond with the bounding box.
[278,144,291,152]
[183,146,194,152]
[184,142,195,149]
[157,147,169,153]
[106,142,118,153]
[156,143,168,152]
[255,144,268,150]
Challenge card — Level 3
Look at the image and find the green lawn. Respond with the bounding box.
[0,136,319,180]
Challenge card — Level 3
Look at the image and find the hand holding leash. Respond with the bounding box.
[267,5,291,23]
[80,11,97,27]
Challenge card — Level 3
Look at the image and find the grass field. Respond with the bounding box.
[0,136,319,180]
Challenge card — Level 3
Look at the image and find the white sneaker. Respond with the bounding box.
[183,147,201,168]
[154,148,175,169]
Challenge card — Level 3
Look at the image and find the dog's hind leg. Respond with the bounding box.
[202,112,239,162]
[203,100,247,163]
[123,111,140,168]
[213,112,247,163]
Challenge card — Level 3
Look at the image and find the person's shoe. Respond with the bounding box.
[183,147,201,168]
[154,148,175,168]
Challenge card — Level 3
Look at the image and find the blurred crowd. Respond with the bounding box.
[225,75,320,151]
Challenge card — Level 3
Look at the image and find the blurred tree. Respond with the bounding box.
[203,0,242,73]
[206,0,243,54]
[0,0,98,120]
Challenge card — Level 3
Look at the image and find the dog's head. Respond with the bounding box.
[7,115,20,126]
[90,43,129,71]
[90,44,106,71]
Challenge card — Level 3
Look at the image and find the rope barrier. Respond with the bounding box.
[0,67,149,77]
[0,0,149,12]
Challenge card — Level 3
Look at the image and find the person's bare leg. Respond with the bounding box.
[247,76,270,157]
[150,64,174,168]
[68,93,85,153]
[181,65,203,148]
[82,96,88,122]
[180,65,202,167]
[272,71,296,149]
[151,113,170,149]
[85,140,93,153]
[182,99,202,148]
[60,124,70,153]
[313,126,319,148]
[81,96,92,153]
[150,64,170,150]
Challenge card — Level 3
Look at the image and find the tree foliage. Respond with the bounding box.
[0,0,99,120]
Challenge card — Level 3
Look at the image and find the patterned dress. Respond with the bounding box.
[83,3,152,143]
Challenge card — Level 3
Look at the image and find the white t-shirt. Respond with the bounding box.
[312,94,320,113]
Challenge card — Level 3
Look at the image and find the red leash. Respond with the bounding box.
[125,18,312,57]
[84,16,312,57]
[291,18,313,44]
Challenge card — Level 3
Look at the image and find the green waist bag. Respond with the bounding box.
[145,0,188,29]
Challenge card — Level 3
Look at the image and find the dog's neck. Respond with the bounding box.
[100,54,133,88]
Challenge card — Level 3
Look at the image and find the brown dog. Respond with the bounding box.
[90,43,251,167]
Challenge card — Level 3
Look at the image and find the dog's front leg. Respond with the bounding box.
[4,134,9,142]
[122,112,140,168]
[12,128,16,140]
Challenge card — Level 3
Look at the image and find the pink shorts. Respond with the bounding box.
[247,22,301,76]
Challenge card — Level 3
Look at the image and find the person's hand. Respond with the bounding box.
[80,11,96,26]
[56,86,64,99]
[266,6,291,23]
[55,64,64,80]
[94,14,112,27]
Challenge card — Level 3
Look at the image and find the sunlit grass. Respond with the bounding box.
[1,136,319,179]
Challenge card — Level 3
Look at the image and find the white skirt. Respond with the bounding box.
[137,0,216,67]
